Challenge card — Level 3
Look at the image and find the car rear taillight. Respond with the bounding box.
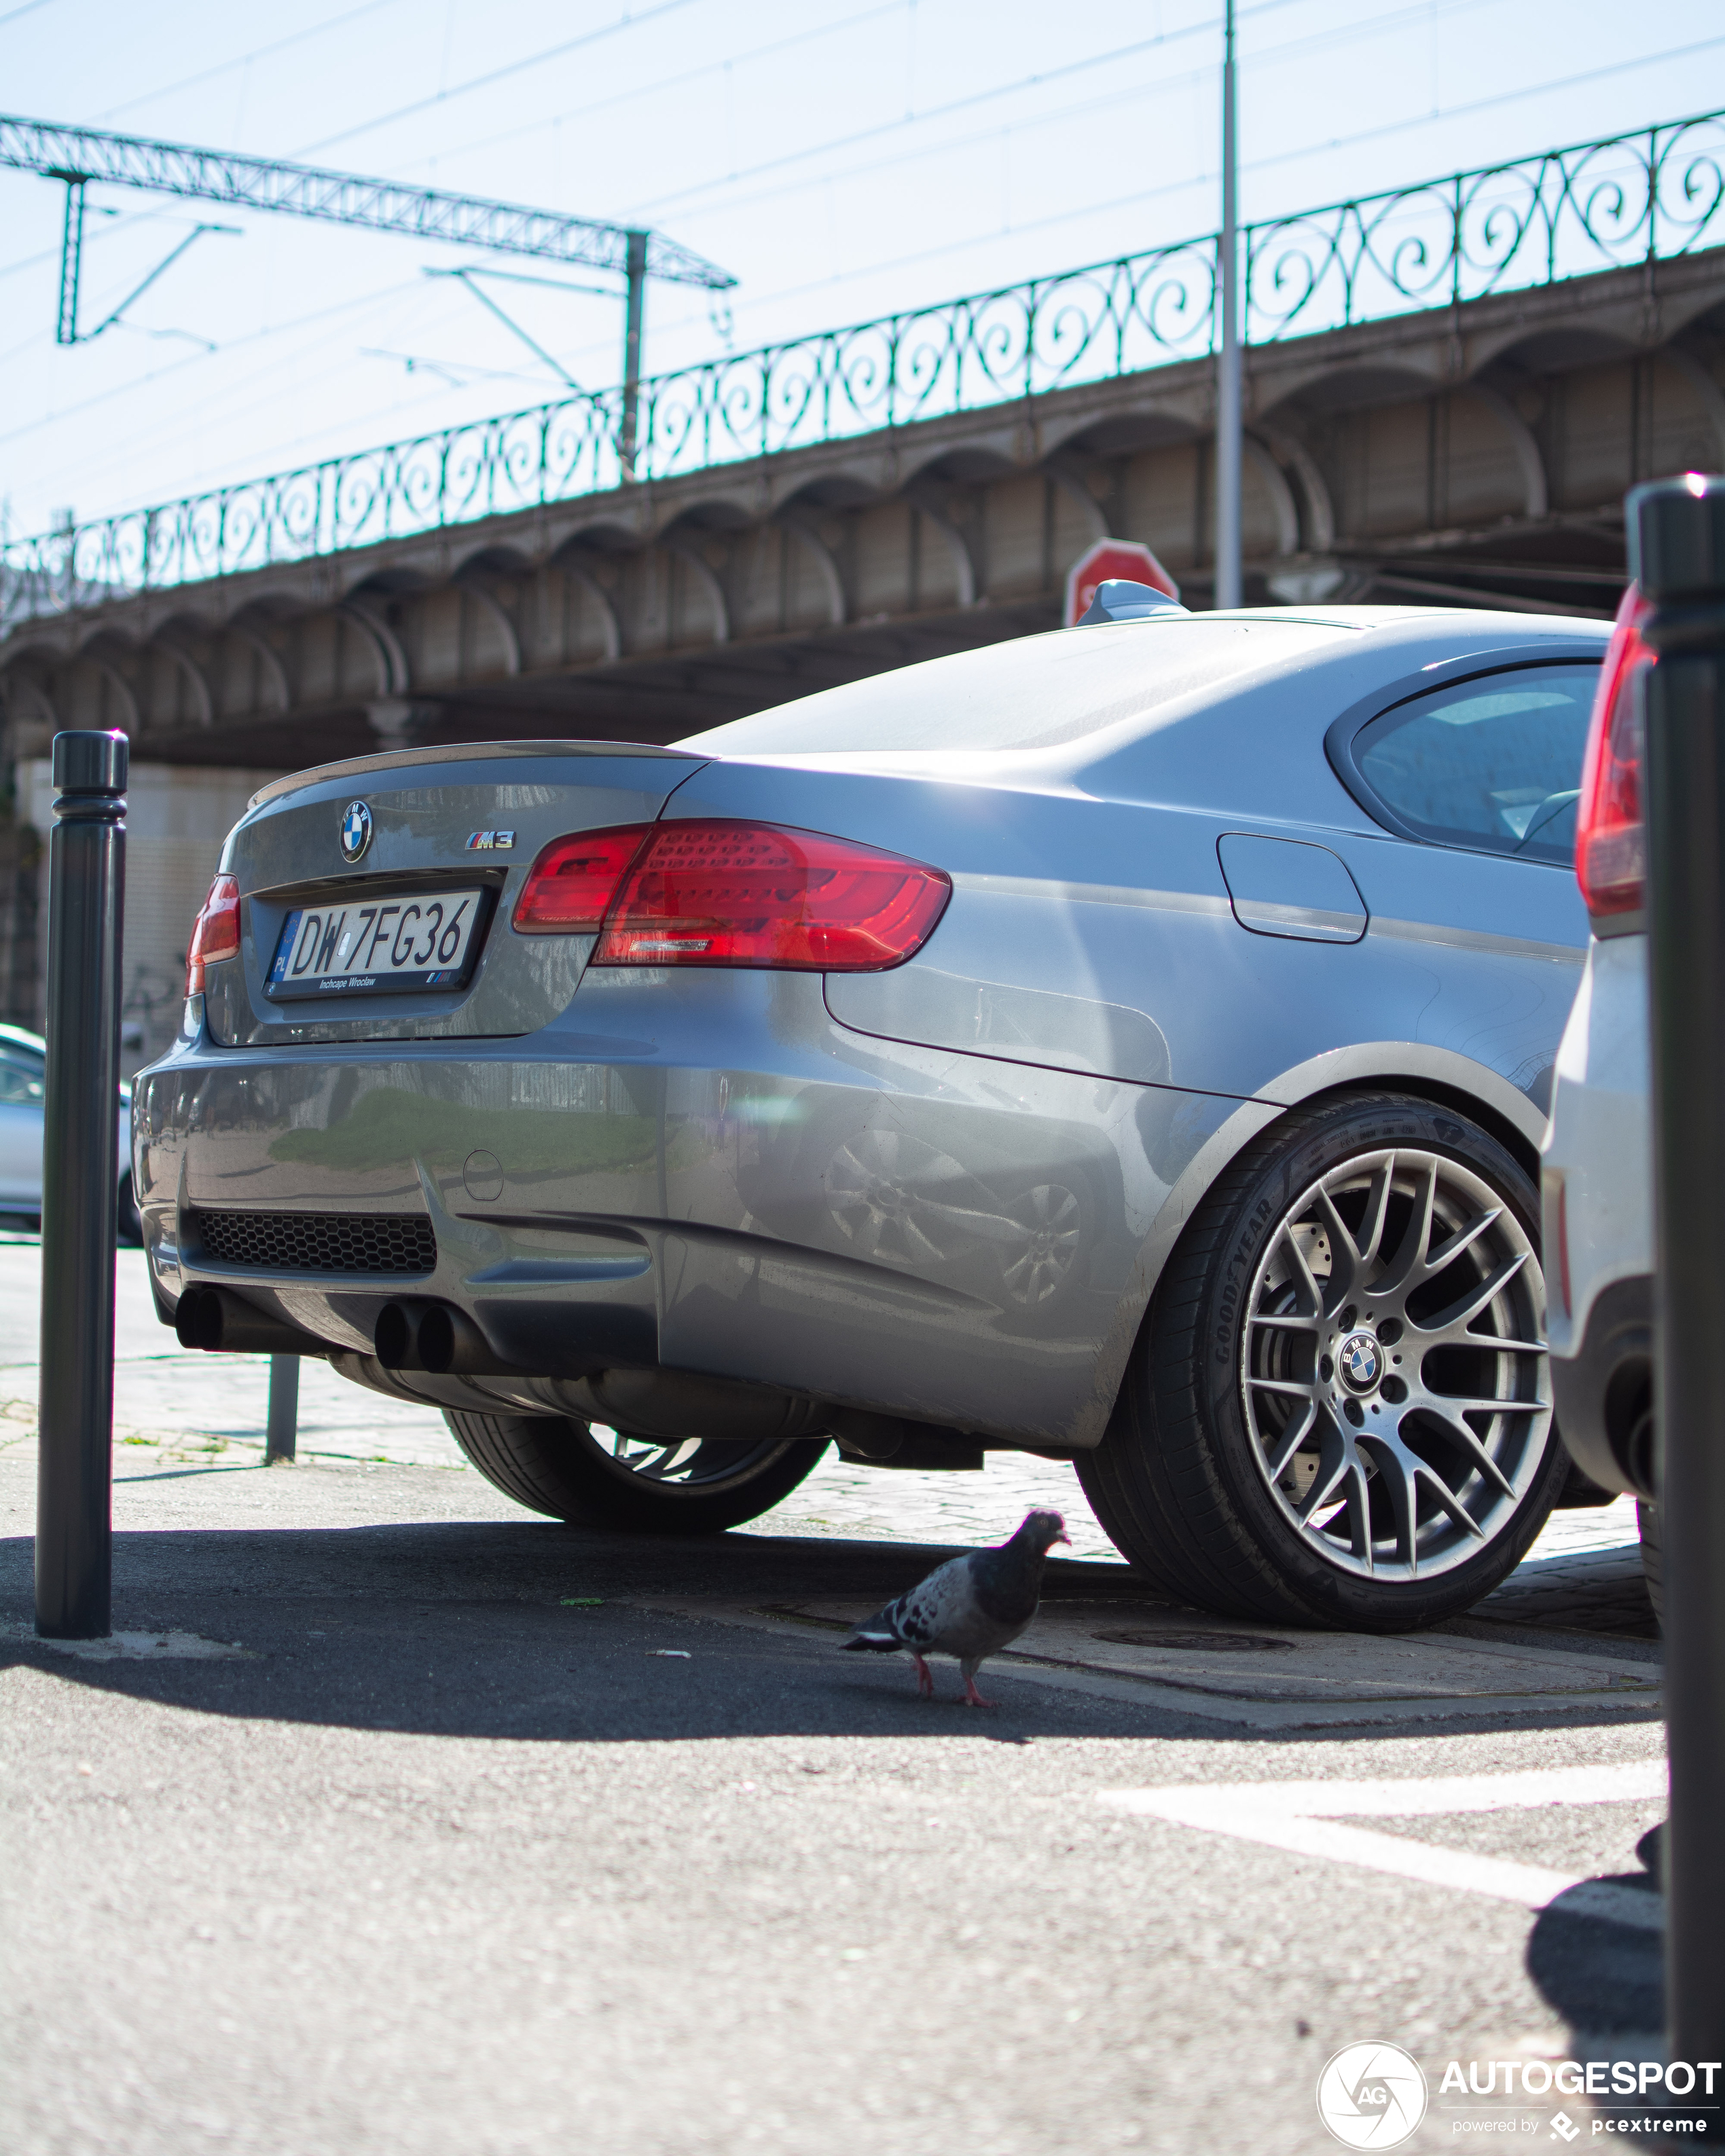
[514,818,950,969]
[185,875,241,994]
[1575,583,1652,921]
[594,821,951,970]
[512,824,652,933]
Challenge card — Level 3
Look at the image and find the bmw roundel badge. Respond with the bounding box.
[340,800,373,863]
[1337,1330,1383,1394]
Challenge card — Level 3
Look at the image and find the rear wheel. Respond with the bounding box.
[443,1409,828,1534]
[1078,1093,1565,1631]
[1638,1500,1663,1628]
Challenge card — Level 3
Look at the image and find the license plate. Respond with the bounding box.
[266,889,488,1000]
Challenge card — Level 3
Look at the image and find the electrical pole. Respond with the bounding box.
[619,228,649,482]
[1214,0,1243,610]
[53,170,85,346]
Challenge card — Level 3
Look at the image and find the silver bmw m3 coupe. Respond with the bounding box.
[134,600,1607,1631]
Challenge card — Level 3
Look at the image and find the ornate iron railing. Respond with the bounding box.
[5,107,1723,625]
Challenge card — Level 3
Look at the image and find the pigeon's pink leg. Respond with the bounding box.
[910,1652,935,1699]
[962,1673,997,1709]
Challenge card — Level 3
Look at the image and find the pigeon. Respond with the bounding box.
[841,1509,1071,1706]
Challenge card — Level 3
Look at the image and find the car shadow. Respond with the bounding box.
[0,1516,1668,1747]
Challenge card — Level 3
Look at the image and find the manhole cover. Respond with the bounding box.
[1091,1629,1294,1654]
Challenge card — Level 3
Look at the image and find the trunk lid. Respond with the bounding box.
[203,742,705,1046]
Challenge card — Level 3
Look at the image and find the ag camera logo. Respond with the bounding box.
[1318,2042,1429,2149]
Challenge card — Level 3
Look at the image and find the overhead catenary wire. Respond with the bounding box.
[395,0,911,186]
[88,0,409,127]
[10,53,1713,507]
[12,9,1705,343]
[357,0,1324,204]
[623,0,1513,228]
[4,5,1714,526]
[0,0,886,310]
[293,0,710,161]
[22,44,1713,522]
[706,33,1725,331]
[16,18,1711,413]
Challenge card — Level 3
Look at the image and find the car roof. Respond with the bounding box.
[678,606,1609,772]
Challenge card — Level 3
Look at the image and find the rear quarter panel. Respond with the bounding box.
[671,704,1587,1135]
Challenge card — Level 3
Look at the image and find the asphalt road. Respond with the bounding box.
[0,1239,1671,2156]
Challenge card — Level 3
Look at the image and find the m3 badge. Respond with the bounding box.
[465,831,515,850]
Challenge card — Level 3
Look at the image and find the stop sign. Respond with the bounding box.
[1064,538,1180,626]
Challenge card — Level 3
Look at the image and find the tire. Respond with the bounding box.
[443,1408,829,1534]
[1078,1092,1567,1631]
[116,1172,143,1247]
[1638,1500,1663,1628]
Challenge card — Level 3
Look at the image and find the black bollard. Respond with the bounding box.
[34,730,127,1639]
[1637,473,1725,2083]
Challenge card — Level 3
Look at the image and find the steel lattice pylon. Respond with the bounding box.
[0,114,733,287]
[1,111,733,474]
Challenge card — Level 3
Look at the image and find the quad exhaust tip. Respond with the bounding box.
[175,1285,326,1357]
[374,1298,494,1376]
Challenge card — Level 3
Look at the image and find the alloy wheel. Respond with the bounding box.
[1239,1146,1550,1582]
[582,1424,791,1493]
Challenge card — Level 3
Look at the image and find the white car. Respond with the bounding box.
[1540,588,1658,1591]
[0,1023,140,1242]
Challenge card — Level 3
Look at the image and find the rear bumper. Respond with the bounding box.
[133,970,1243,1448]
[1542,930,1655,1499]
[1541,930,1651,1358]
[1550,1273,1654,1499]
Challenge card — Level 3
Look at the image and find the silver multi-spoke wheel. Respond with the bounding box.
[582,1423,791,1494]
[441,1410,826,1533]
[1241,1147,1550,1583]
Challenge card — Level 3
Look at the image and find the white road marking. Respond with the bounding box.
[1100,1759,1666,1930]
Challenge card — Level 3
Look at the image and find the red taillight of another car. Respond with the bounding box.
[1575,583,1652,921]
[185,875,241,994]
[513,818,951,970]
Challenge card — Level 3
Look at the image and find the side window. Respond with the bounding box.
[1347,663,1599,864]
[0,1050,44,1107]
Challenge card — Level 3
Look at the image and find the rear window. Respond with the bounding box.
[681,620,1351,755]
[1349,662,1599,864]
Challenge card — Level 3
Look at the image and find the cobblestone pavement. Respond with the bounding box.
[0,1234,1648,1613]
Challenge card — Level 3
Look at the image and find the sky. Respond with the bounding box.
[1,0,1722,540]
